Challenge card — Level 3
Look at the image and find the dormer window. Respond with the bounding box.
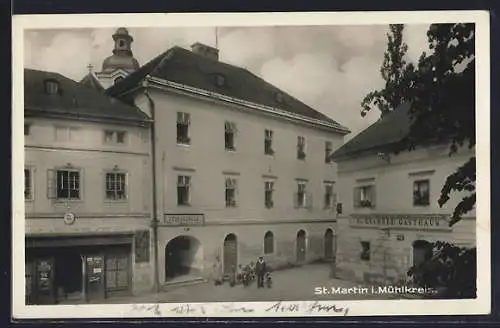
[114,76,124,85]
[275,92,284,104]
[44,80,59,94]
[215,74,226,87]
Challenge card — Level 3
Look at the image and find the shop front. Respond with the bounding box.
[25,233,134,305]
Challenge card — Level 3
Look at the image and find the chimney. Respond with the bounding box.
[191,42,219,61]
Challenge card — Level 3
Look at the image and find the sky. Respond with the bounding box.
[24,25,430,140]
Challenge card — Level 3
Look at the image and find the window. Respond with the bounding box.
[295,181,308,208]
[215,74,226,87]
[44,80,59,94]
[297,136,306,160]
[177,175,191,206]
[224,121,236,151]
[353,185,375,208]
[325,141,333,163]
[265,181,274,209]
[360,241,371,261]
[114,76,124,85]
[264,129,274,155]
[119,40,125,47]
[225,178,237,207]
[324,183,336,208]
[413,179,430,206]
[55,126,80,142]
[177,112,191,145]
[104,130,126,144]
[105,172,127,200]
[24,168,33,200]
[24,124,31,136]
[56,169,80,200]
[264,231,274,254]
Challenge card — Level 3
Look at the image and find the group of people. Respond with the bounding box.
[212,256,272,288]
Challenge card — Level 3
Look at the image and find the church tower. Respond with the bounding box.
[92,27,140,90]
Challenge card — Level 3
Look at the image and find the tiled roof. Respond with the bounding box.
[79,72,105,93]
[24,68,150,123]
[331,103,412,160]
[106,46,349,133]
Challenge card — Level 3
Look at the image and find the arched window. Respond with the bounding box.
[264,231,274,254]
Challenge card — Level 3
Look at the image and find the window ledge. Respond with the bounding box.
[104,200,129,204]
[177,203,192,207]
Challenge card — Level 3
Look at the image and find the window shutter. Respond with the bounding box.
[46,169,56,199]
[370,185,376,207]
[353,187,360,207]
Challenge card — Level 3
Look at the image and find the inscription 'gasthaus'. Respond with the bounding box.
[350,214,451,230]
[162,214,205,226]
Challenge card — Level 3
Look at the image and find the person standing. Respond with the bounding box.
[255,256,266,288]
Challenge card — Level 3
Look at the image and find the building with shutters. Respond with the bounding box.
[98,28,350,287]
[24,68,153,304]
[330,103,476,285]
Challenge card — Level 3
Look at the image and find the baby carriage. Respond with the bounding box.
[265,271,273,288]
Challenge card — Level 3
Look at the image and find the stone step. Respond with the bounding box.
[161,277,207,291]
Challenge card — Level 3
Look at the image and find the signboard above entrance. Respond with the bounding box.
[350,214,451,231]
[162,214,205,226]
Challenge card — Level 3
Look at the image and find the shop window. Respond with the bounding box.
[360,241,371,261]
[105,253,129,291]
[413,179,430,206]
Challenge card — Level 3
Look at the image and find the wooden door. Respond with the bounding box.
[85,254,105,301]
[324,229,335,260]
[296,230,306,263]
[105,252,130,295]
[223,234,238,276]
[34,257,55,304]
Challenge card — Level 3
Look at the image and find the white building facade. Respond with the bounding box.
[331,105,476,285]
[103,31,351,286]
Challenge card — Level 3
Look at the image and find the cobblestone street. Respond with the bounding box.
[103,263,397,304]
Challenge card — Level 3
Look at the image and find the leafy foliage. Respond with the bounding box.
[407,241,476,299]
[361,24,416,118]
[362,23,476,226]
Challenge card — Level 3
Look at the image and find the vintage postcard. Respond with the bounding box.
[12,11,490,319]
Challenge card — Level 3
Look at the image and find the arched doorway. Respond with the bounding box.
[324,228,336,260]
[165,236,202,281]
[296,230,306,263]
[412,240,433,267]
[223,234,238,276]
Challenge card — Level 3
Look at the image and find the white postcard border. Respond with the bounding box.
[12,10,491,319]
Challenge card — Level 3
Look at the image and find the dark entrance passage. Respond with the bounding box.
[324,228,336,260]
[54,248,84,301]
[223,233,237,276]
[165,236,202,281]
[296,230,306,263]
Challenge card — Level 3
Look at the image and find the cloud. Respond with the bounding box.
[23,24,429,140]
